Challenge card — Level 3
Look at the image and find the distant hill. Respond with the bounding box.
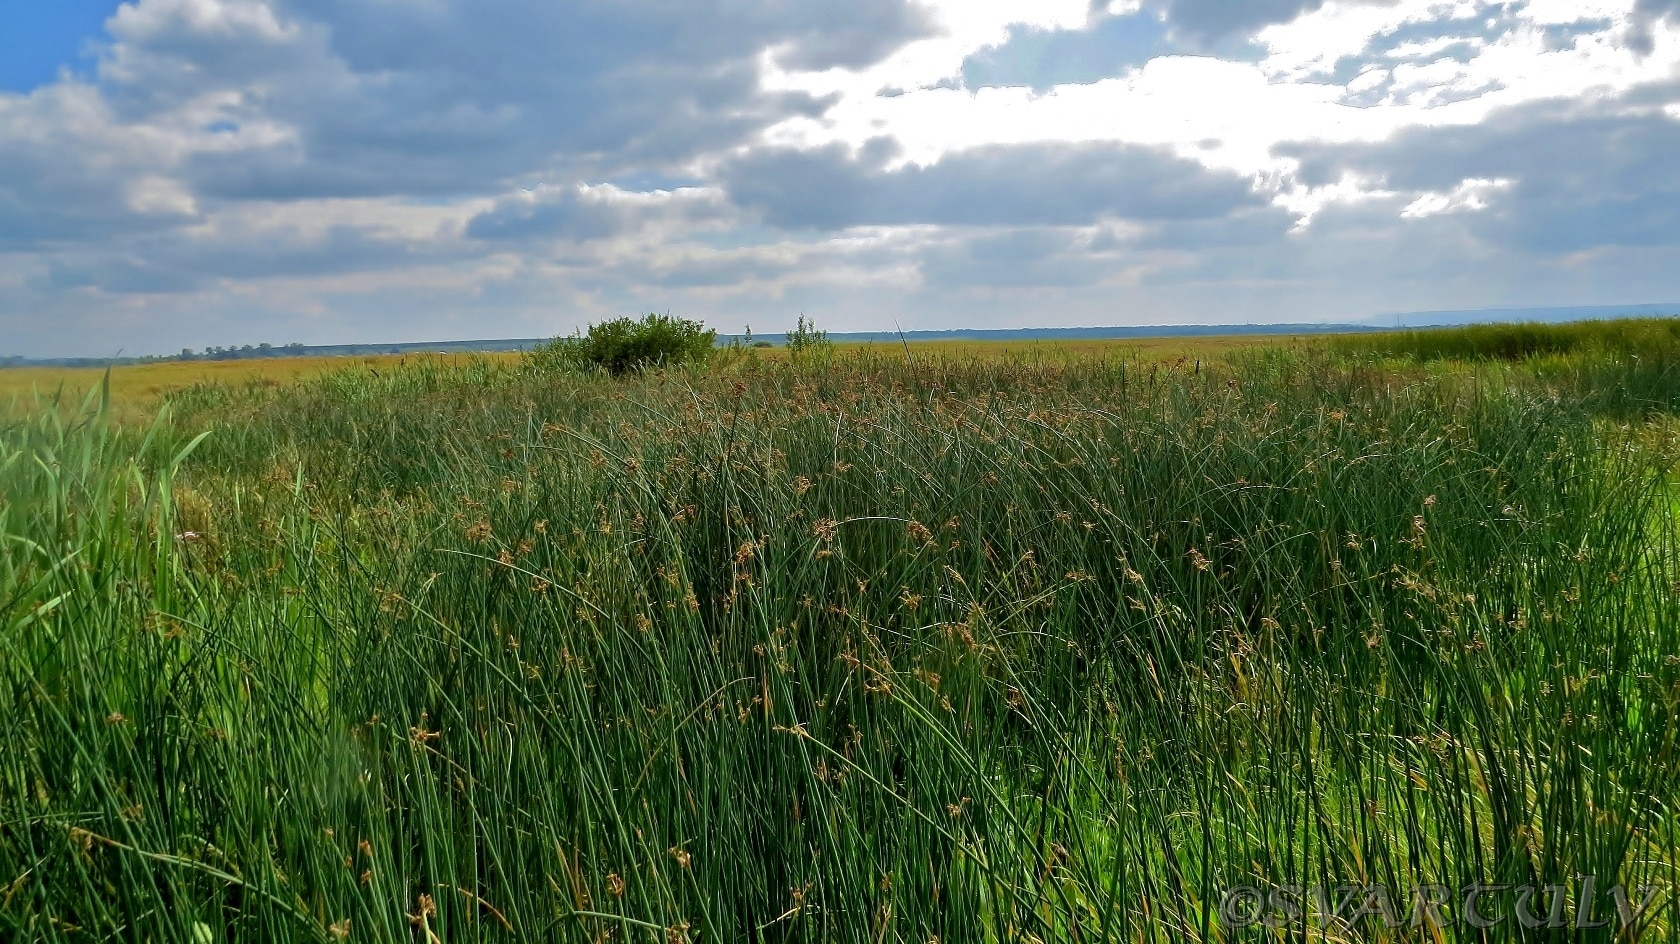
[5,304,1677,367]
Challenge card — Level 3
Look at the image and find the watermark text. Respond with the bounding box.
[1219,877,1664,930]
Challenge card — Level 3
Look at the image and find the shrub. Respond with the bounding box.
[528,313,717,376]
[785,314,834,369]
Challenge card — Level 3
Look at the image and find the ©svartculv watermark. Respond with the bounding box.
[1219,876,1667,931]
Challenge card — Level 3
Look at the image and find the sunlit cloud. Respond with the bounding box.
[2,0,1678,357]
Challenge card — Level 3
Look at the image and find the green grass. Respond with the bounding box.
[0,354,523,426]
[1332,316,1680,362]
[0,336,1288,420]
[2,335,1679,941]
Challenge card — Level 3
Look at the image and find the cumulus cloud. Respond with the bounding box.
[1632,0,1680,51]
[914,228,1140,289]
[4,0,934,212]
[466,184,727,242]
[1286,99,1680,251]
[2,0,1680,357]
[0,83,202,248]
[723,140,1264,229]
[96,0,932,202]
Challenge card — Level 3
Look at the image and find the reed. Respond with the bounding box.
[2,338,1677,941]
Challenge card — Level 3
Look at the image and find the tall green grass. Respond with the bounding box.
[2,344,1678,941]
[1334,318,1680,419]
[1332,316,1680,362]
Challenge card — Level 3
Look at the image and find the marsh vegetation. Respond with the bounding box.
[2,322,1678,941]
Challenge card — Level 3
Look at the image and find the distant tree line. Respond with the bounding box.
[1,343,311,369]
[174,343,308,361]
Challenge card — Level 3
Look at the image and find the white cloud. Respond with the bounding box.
[762,0,1093,97]
[1274,172,1398,226]
[126,175,199,217]
[758,0,1680,225]
[1400,176,1513,217]
[109,0,299,44]
[1346,65,1390,92]
[3,0,1680,356]
[1520,0,1634,25]
[1255,0,1487,80]
[1386,35,1487,60]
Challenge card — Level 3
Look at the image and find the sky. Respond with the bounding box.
[2,0,1680,357]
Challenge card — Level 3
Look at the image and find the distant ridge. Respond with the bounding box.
[5,304,1677,367]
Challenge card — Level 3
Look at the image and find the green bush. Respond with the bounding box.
[785,314,834,369]
[528,313,717,376]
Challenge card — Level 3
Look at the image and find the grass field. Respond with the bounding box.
[3,322,1679,941]
[837,334,1304,361]
[0,336,1301,417]
[0,354,522,419]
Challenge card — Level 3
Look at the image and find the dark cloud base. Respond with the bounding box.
[723,140,1265,230]
[1286,100,1680,253]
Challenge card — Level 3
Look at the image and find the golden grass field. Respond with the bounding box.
[0,353,521,419]
[0,334,1307,418]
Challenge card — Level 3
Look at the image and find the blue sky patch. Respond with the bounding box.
[961,13,1180,91]
[0,0,122,91]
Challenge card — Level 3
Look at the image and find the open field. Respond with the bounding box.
[3,321,1680,941]
[837,333,1304,361]
[0,354,523,419]
[0,335,1303,417]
